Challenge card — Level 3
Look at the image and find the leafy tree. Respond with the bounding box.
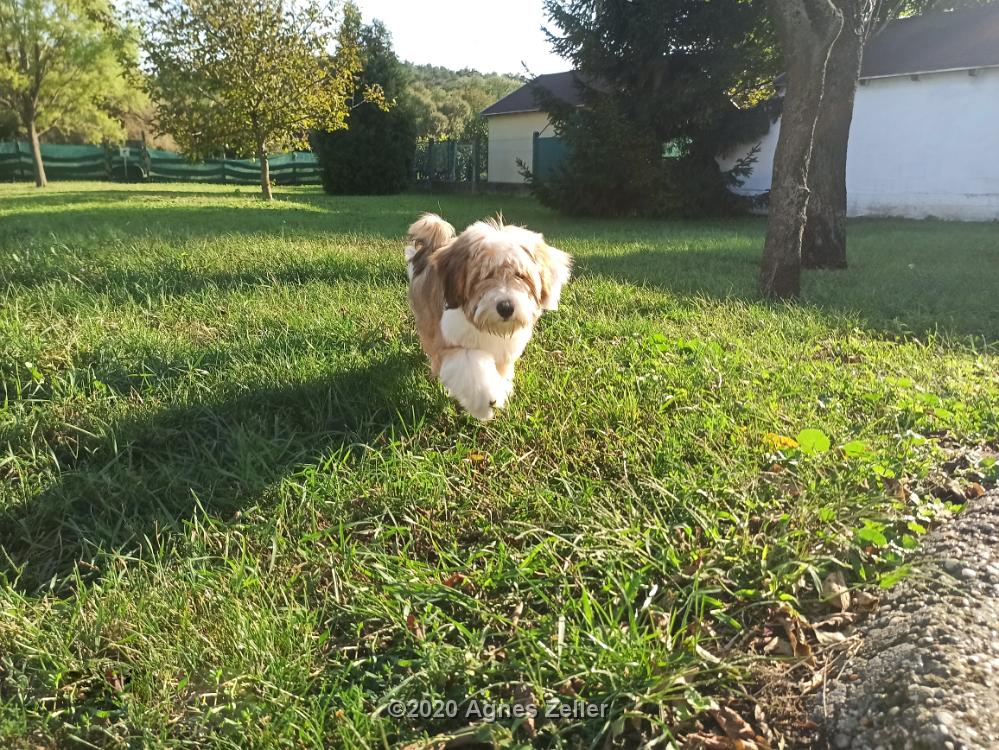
[312,17,416,194]
[0,0,141,187]
[142,0,382,200]
[536,0,780,217]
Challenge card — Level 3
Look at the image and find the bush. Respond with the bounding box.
[312,19,416,195]
[312,106,416,195]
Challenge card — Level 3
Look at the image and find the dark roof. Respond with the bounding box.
[481,71,590,116]
[776,4,999,86]
[861,4,999,78]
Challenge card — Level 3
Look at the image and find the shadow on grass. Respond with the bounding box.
[0,186,538,245]
[3,251,404,300]
[4,185,996,342]
[578,223,999,343]
[0,353,428,592]
[580,247,760,298]
[0,187,417,245]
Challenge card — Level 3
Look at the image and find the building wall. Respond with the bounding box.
[487,111,556,184]
[719,67,999,220]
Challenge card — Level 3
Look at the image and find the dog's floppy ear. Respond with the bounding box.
[434,235,472,310]
[536,242,572,311]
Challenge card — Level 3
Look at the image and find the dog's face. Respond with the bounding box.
[436,221,571,337]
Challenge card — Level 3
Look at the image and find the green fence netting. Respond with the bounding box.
[0,141,322,185]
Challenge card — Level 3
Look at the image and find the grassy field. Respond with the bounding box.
[1,182,997,749]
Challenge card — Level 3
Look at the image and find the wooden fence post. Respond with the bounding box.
[427,139,435,185]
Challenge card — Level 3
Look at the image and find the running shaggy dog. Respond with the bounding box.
[405,213,571,420]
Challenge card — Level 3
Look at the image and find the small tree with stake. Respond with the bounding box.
[143,0,382,200]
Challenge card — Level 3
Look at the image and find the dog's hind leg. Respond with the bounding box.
[438,349,506,421]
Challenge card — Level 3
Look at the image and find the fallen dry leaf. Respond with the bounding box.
[821,571,850,612]
[812,611,857,629]
[884,477,907,501]
[696,643,722,665]
[762,636,794,657]
[406,612,424,641]
[799,668,827,693]
[853,590,879,612]
[813,629,848,647]
[710,705,756,742]
[510,601,524,629]
[775,608,816,667]
[965,482,986,499]
[105,669,125,694]
[441,572,471,590]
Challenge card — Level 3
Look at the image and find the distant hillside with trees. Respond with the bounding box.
[403,64,523,140]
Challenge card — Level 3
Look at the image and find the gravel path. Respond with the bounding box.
[812,491,999,750]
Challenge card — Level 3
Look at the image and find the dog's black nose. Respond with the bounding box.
[496,300,514,320]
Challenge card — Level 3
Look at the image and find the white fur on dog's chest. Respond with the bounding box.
[440,308,533,363]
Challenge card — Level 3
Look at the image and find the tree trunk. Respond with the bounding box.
[802,3,865,270]
[258,141,272,201]
[28,118,47,188]
[759,0,844,299]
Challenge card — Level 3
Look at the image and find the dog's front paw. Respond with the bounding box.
[491,376,514,409]
[463,393,496,421]
[439,349,505,421]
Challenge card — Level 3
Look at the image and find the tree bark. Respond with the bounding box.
[258,141,272,201]
[28,118,47,188]
[759,0,844,299]
[801,3,866,270]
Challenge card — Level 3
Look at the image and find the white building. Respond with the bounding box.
[722,5,999,221]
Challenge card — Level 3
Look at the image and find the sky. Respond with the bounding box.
[353,0,570,76]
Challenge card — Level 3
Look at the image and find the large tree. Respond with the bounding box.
[801,0,995,269]
[759,0,844,298]
[0,0,140,187]
[143,0,380,200]
[538,0,779,217]
[312,16,416,194]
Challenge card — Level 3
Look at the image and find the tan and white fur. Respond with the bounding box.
[405,213,571,420]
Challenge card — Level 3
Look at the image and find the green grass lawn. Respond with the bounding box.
[1,182,997,749]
